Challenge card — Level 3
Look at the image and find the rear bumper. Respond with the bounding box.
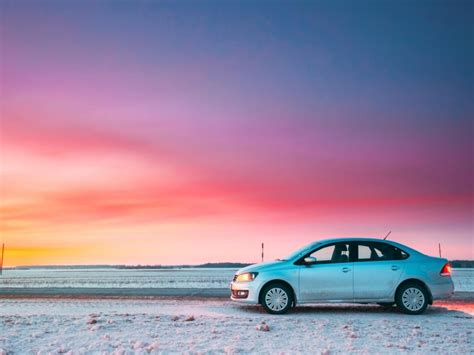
[430,278,455,300]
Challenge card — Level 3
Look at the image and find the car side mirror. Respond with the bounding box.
[304,256,317,265]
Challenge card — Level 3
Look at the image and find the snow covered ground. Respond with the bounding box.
[1,268,472,291]
[0,298,472,354]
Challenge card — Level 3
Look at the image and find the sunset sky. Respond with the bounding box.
[1,0,473,266]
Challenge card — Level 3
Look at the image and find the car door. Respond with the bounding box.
[298,242,354,302]
[353,242,406,300]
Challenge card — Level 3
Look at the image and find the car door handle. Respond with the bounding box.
[342,267,351,273]
[391,265,400,271]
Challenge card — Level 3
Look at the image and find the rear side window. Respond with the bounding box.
[356,242,409,262]
[358,245,373,260]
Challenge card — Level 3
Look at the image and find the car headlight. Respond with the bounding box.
[235,272,258,282]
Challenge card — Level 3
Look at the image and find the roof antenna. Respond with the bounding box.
[383,231,392,240]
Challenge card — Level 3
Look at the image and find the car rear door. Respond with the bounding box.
[298,242,354,302]
[353,241,406,300]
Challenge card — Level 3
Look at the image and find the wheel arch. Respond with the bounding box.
[258,279,297,306]
[395,278,433,305]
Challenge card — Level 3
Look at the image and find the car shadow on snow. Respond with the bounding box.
[232,303,474,318]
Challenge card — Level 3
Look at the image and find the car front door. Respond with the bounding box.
[298,242,354,302]
[353,242,406,300]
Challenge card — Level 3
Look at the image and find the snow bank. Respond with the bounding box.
[0,268,237,289]
[452,269,474,292]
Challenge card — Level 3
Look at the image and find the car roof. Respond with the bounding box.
[313,237,421,254]
[317,237,395,243]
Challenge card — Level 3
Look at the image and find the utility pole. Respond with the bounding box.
[261,243,264,263]
[0,244,4,276]
[438,243,442,258]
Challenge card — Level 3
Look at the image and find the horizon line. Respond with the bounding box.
[5,259,474,270]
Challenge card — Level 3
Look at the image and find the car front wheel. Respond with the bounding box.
[260,283,293,314]
[396,282,428,315]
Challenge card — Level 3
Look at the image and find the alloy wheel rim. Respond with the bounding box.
[402,287,425,311]
[265,287,289,311]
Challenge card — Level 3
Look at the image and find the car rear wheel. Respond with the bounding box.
[396,282,428,315]
[261,283,293,314]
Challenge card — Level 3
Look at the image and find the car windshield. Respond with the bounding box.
[281,241,320,261]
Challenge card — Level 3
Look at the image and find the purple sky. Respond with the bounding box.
[1,0,473,265]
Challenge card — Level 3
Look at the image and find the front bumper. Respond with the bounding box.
[230,281,261,304]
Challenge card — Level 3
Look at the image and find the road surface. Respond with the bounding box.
[0,287,472,302]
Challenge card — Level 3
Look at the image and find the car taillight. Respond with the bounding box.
[440,263,452,277]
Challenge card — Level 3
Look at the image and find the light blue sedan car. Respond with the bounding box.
[231,238,454,314]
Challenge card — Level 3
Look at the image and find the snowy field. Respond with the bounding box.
[0,298,472,354]
[1,268,472,291]
[0,268,236,289]
[452,269,474,291]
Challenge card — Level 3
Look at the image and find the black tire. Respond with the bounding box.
[260,283,293,315]
[377,302,395,308]
[396,282,429,315]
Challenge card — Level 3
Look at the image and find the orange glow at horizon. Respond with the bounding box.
[3,246,92,267]
[1,126,473,266]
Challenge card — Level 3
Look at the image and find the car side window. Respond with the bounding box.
[309,243,350,264]
[358,245,372,260]
[356,242,409,261]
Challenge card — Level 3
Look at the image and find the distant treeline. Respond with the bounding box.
[117,262,252,269]
[450,260,474,268]
[8,260,474,270]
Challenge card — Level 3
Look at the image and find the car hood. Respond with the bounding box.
[236,260,288,274]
